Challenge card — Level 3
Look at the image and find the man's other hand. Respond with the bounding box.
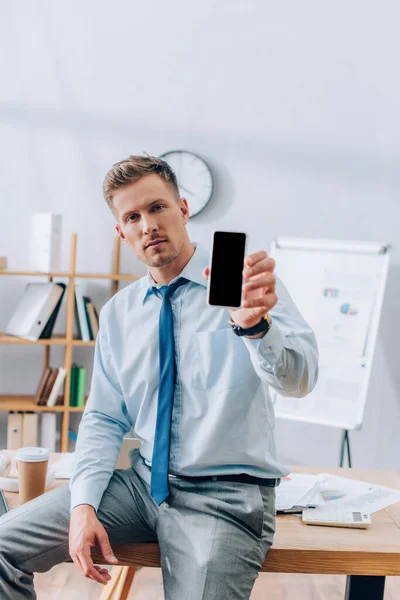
[69,504,118,585]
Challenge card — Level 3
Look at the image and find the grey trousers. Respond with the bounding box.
[0,450,276,600]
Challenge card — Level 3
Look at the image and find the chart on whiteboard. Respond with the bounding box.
[311,269,377,361]
[273,258,384,430]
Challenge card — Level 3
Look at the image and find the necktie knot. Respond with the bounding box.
[153,277,188,301]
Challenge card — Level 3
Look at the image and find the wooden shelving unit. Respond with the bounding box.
[0,233,138,451]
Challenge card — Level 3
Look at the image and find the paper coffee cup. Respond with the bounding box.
[16,447,50,504]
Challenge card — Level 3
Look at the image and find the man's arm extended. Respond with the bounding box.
[69,325,133,513]
[241,275,319,398]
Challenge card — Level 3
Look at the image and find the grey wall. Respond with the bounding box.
[1,1,399,467]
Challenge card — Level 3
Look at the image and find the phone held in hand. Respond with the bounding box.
[207,231,247,308]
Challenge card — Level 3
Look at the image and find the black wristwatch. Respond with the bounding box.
[229,313,272,337]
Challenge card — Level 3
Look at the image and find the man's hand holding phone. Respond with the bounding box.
[204,250,277,328]
[204,230,277,332]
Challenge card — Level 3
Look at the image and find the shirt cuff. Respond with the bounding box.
[70,482,102,514]
[241,320,286,369]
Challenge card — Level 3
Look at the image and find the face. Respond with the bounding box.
[113,174,190,268]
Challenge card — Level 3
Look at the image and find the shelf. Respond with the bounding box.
[0,333,68,345]
[0,270,139,281]
[71,339,96,347]
[0,395,85,412]
[0,333,96,346]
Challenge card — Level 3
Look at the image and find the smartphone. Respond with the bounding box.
[0,490,9,517]
[207,231,247,308]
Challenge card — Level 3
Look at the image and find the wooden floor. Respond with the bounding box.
[34,565,400,599]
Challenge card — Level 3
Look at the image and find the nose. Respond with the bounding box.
[141,214,158,235]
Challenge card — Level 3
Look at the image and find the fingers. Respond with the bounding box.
[97,530,118,565]
[79,545,110,585]
[244,252,275,278]
[243,273,276,293]
[243,292,277,310]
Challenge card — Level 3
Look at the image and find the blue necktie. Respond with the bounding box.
[150,277,188,505]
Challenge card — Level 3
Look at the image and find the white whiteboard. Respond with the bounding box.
[270,237,390,431]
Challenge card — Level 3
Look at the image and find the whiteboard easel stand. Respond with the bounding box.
[339,430,352,468]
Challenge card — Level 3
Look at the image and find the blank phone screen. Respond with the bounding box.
[209,232,246,307]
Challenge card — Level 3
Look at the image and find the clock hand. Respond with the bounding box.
[179,184,194,196]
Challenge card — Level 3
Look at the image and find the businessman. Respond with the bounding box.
[0,155,318,599]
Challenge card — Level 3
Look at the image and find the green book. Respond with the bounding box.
[76,367,86,408]
[69,365,79,407]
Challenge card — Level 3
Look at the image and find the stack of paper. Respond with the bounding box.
[276,474,325,513]
[276,472,400,515]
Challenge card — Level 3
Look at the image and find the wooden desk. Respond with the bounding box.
[2,453,400,600]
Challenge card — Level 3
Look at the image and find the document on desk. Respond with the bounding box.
[275,474,324,512]
[317,473,400,515]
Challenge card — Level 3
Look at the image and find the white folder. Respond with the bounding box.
[6,283,64,340]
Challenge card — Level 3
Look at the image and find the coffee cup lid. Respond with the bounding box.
[16,447,50,463]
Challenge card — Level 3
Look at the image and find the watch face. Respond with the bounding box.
[159,150,213,218]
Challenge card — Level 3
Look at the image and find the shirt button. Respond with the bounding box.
[169,454,175,461]
[267,346,273,352]
[171,416,176,422]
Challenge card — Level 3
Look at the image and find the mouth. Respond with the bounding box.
[146,239,167,249]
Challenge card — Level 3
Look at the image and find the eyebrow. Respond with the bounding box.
[121,199,167,221]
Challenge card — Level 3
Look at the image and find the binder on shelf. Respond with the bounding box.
[29,213,62,272]
[6,283,66,341]
[47,368,67,407]
[21,412,38,446]
[7,412,23,449]
[40,413,57,452]
[40,283,66,339]
[74,286,91,342]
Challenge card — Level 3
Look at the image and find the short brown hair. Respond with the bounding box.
[103,155,179,209]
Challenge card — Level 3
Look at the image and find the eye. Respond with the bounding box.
[152,204,164,212]
[127,214,138,222]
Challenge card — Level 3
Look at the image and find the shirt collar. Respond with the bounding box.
[140,242,208,304]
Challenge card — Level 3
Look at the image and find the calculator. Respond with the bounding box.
[302,508,371,529]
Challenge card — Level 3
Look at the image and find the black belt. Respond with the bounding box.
[174,474,280,487]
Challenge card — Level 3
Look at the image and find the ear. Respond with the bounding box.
[115,224,127,242]
[179,198,190,224]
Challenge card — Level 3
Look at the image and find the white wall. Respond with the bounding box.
[1,1,399,467]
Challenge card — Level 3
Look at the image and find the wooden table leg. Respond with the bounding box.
[99,566,123,600]
[112,567,136,600]
[344,575,386,600]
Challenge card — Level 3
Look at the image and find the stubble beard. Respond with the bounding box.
[145,242,183,268]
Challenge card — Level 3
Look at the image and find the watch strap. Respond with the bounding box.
[229,314,272,337]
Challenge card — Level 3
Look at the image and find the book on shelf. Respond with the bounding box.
[38,367,59,406]
[69,364,79,406]
[35,367,53,404]
[46,368,67,407]
[69,365,86,407]
[86,301,99,338]
[6,282,66,340]
[74,286,99,341]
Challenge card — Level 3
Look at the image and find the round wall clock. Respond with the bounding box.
[159,150,213,218]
